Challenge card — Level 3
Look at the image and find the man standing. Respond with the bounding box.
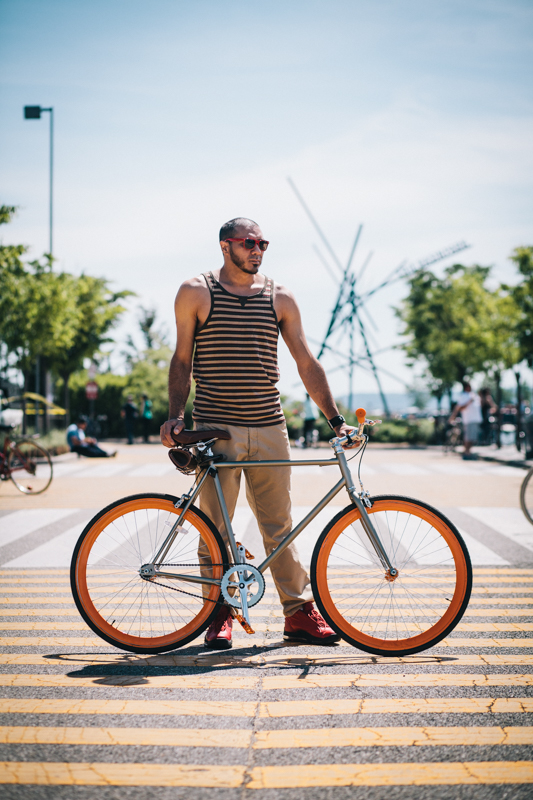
[121,395,137,445]
[450,380,482,460]
[161,217,354,649]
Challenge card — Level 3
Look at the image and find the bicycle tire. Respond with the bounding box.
[8,438,53,494]
[71,493,229,653]
[311,495,472,656]
[520,468,533,526]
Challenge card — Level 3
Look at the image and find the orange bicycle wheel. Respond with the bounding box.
[71,494,228,653]
[311,495,472,656]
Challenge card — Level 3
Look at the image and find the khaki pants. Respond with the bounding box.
[195,421,313,616]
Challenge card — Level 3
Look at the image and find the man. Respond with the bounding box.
[450,380,482,459]
[121,395,137,445]
[66,417,116,458]
[161,217,355,650]
[302,392,318,448]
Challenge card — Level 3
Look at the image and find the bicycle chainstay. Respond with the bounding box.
[146,562,230,606]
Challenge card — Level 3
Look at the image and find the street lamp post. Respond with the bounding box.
[24,105,54,434]
[23,105,54,256]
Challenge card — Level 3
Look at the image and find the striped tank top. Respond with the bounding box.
[192,271,285,427]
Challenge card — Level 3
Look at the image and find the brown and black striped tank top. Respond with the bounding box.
[192,271,285,427]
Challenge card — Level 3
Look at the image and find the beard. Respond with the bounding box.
[229,245,260,274]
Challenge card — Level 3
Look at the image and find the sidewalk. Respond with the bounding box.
[470,443,533,470]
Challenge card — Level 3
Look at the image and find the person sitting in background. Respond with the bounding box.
[450,380,482,460]
[66,417,116,458]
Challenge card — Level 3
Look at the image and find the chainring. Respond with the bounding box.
[220,564,265,609]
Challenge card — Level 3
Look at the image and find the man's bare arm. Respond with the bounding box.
[160,281,203,447]
[276,286,353,440]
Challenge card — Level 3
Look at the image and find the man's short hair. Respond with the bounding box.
[219,218,258,241]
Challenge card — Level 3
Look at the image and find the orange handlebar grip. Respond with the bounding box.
[355,407,366,424]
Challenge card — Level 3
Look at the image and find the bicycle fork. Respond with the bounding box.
[332,440,398,578]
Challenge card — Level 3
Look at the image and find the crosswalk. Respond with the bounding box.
[0,567,531,794]
[1,503,532,568]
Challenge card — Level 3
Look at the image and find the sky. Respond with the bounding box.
[1,0,532,402]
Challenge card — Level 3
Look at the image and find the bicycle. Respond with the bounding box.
[443,419,462,454]
[71,408,472,657]
[520,466,533,526]
[0,424,53,495]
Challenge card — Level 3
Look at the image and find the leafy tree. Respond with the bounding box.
[396,264,520,406]
[52,275,133,417]
[507,246,533,367]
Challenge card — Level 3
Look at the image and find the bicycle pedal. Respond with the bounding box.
[232,613,255,635]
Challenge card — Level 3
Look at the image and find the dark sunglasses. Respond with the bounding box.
[224,237,269,251]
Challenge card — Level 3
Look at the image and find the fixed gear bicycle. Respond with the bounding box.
[70,408,472,657]
[0,424,53,495]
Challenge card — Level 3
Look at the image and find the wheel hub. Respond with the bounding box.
[139,563,155,581]
[221,564,265,608]
[384,567,399,583]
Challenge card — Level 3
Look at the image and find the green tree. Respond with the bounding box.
[52,275,133,418]
[507,246,533,367]
[396,264,520,406]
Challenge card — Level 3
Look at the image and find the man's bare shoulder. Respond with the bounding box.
[175,275,209,304]
[272,281,299,317]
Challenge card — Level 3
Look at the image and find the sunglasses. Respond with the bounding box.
[224,237,269,251]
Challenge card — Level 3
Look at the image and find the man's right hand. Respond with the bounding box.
[160,418,185,448]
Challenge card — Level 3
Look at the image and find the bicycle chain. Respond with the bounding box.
[146,562,228,606]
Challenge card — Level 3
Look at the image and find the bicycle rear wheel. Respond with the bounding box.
[71,494,228,653]
[311,495,472,656]
[520,468,533,526]
[8,438,53,494]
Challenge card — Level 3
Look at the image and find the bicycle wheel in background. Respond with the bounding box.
[520,468,533,526]
[312,495,472,656]
[71,494,228,653]
[8,438,53,494]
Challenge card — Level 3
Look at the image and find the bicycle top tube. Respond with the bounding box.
[216,457,340,468]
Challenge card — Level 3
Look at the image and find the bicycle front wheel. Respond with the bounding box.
[8,439,53,494]
[71,494,228,653]
[311,495,472,656]
[520,468,533,526]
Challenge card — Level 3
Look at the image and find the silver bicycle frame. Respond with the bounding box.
[149,438,395,586]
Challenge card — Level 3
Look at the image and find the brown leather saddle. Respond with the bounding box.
[168,428,231,473]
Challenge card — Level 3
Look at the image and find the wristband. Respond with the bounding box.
[328,414,345,430]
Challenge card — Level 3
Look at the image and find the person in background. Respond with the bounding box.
[140,394,153,443]
[66,417,116,458]
[121,395,138,445]
[302,393,318,448]
[479,387,497,446]
[450,380,482,460]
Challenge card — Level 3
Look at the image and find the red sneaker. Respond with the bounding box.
[284,602,340,645]
[204,605,233,650]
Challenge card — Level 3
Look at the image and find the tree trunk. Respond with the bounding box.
[22,371,29,435]
[62,372,71,426]
[495,371,502,449]
[515,371,522,452]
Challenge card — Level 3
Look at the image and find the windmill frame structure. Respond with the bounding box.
[287,177,470,417]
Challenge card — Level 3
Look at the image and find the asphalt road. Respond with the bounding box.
[0,442,532,798]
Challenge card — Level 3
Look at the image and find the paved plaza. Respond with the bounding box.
[0,442,532,797]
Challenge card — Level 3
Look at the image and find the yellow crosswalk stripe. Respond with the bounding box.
[0,672,531,689]
[0,621,531,632]
[0,635,531,647]
[2,595,532,606]
[253,726,533,748]
[1,651,532,666]
[0,726,251,747]
[2,606,533,618]
[1,760,532,787]
[0,761,244,787]
[0,725,531,748]
[246,761,533,788]
[1,697,531,717]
